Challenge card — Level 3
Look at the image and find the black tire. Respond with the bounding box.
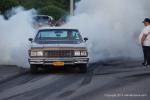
[78,64,88,73]
[30,65,38,74]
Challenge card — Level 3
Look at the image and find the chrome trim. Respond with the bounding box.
[28,57,89,65]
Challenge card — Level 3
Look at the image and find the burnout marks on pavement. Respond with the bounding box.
[1,59,150,100]
[0,74,62,100]
[93,59,147,77]
[57,65,97,99]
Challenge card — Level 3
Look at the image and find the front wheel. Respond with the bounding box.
[30,65,38,74]
[78,64,88,73]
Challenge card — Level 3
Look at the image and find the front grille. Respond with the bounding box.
[45,50,74,57]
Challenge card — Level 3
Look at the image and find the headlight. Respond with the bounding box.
[30,51,43,57]
[74,50,87,56]
[74,51,81,56]
[37,51,43,56]
[31,51,37,57]
[80,51,87,56]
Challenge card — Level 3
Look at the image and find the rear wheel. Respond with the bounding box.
[30,65,38,74]
[78,64,88,73]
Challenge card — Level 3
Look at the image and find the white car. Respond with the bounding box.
[33,15,53,28]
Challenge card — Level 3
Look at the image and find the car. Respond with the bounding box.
[28,27,89,73]
[33,15,53,28]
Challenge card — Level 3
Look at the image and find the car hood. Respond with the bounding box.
[31,42,86,48]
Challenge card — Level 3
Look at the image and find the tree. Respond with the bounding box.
[0,0,19,14]
[39,5,67,20]
[0,0,81,19]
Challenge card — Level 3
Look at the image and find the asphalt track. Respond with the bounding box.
[0,59,150,100]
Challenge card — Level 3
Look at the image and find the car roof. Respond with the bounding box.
[34,15,53,19]
[38,27,79,30]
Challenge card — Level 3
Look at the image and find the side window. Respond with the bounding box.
[72,31,80,39]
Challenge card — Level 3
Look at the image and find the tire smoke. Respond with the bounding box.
[65,0,150,62]
[1,1,150,67]
[0,7,35,67]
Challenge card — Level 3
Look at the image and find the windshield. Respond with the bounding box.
[34,16,50,24]
[34,29,83,44]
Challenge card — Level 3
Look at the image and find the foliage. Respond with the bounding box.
[0,0,80,19]
[39,5,67,20]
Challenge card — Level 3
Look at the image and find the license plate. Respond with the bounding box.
[53,61,64,66]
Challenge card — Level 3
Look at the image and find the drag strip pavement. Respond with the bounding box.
[0,59,150,100]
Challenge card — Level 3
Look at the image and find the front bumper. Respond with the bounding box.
[28,57,89,65]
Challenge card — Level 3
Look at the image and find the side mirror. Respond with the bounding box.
[84,37,88,42]
[28,38,33,42]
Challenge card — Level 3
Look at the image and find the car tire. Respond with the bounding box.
[30,65,38,74]
[79,64,88,73]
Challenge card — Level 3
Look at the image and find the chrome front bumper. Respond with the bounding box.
[28,57,89,65]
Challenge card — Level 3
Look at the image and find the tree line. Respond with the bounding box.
[0,0,80,20]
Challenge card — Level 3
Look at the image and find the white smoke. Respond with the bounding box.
[66,0,150,62]
[0,1,150,67]
[0,7,35,67]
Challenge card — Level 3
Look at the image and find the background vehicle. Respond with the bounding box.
[33,15,53,28]
[28,27,89,73]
